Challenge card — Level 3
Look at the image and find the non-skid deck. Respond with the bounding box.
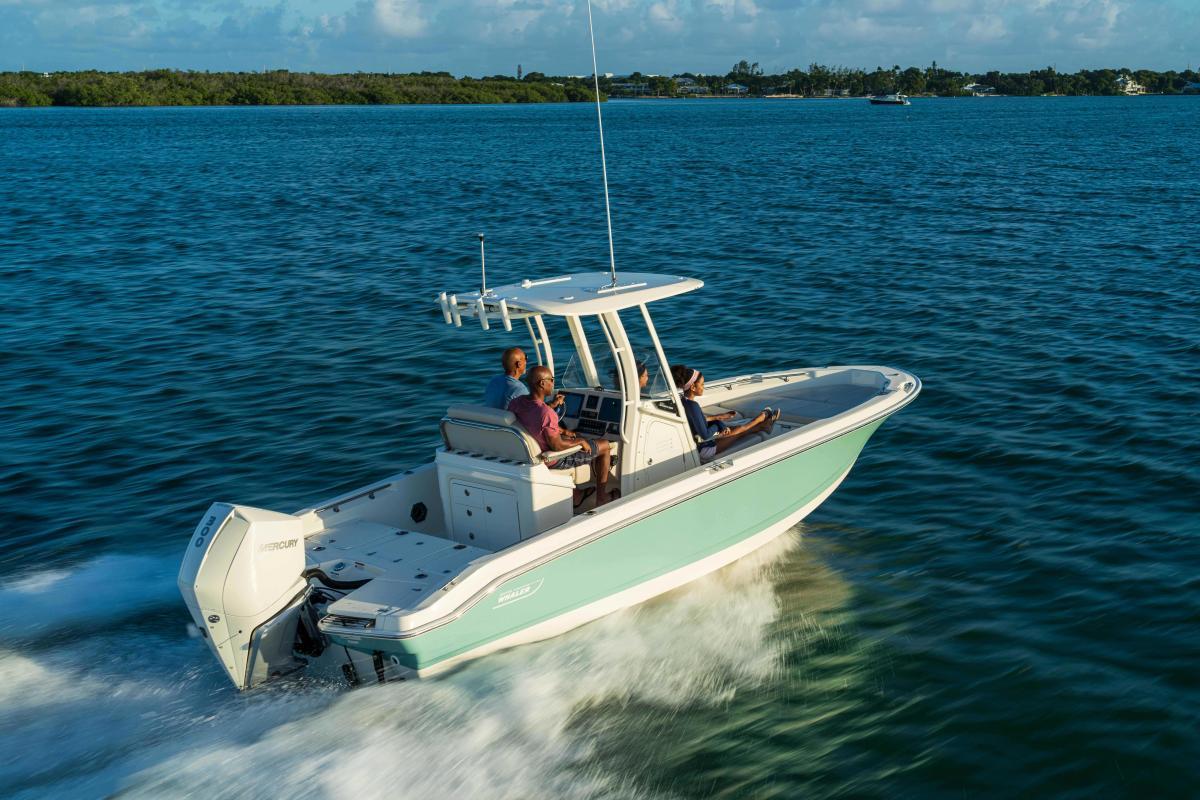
[706,369,889,424]
[307,521,489,617]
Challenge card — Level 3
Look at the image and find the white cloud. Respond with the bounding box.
[704,0,759,21]
[966,12,1006,41]
[927,0,969,11]
[374,0,427,37]
[648,0,684,33]
[0,0,1193,74]
[1057,0,1122,48]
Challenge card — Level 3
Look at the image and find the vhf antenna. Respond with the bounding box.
[478,232,491,297]
[586,0,618,288]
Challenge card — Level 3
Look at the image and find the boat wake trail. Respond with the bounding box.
[0,554,180,640]
[3,533,799,799]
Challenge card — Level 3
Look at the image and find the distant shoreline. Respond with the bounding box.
[3,94,1189,109]
[2,67,1197,107]
[0,70,598,108]
[610,93,1187,100]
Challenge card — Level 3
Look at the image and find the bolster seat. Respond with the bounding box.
[440,404,582,466]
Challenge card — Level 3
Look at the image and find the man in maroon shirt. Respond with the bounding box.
[509,365,613,506]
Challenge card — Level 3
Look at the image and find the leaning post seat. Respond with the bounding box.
[438,404,582,465]
[435,404,581,549]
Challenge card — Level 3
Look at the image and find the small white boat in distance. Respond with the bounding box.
[869,93,911,105]
[178,271,921,690]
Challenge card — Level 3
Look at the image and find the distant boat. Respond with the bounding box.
[869,93,910,105]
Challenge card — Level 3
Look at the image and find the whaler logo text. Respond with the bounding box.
[496,578,544,608]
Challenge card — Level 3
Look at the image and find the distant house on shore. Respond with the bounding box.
[674,76,711,95]
[723,83,748,95]
[820,88,850,97]
[963,82,995,96]
[1115,75,1146,95]
[1182,81,1200,94]
[610,81,648,96]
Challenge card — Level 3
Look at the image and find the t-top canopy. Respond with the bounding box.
[439,272,703,324]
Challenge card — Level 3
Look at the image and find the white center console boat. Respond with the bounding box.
[178,270,920,690]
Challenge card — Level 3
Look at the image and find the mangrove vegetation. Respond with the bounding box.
[1,63,1197,107]
[0,70,597,107]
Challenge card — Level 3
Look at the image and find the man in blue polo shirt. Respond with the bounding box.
[482,347,530,410]
[483,347,566,411]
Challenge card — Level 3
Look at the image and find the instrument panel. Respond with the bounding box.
[558,391,622,438]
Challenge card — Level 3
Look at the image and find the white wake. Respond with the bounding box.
[2,534,801,799]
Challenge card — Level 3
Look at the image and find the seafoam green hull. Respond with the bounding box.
[332,420,883,671]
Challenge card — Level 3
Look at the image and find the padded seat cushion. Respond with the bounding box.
[445,404,518,427]
[441,404,542,464]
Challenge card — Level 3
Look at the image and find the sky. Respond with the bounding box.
[2,0,1197,75]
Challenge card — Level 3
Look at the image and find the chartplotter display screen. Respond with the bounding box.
[562,393,584,419]
[599,397,622,423]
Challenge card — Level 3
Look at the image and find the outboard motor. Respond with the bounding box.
[178,503,310,690]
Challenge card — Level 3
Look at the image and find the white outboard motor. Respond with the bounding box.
[178,502,310,690]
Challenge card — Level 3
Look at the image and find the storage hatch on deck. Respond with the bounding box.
[311,523,490,616]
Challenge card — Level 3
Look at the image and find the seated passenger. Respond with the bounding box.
[672,364,779,462]
[611,360,650,393]
[510,365,613,507]
[482,347,529,410]
[483,346,562,411]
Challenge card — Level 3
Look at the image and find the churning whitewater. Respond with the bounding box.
[1,533,806,798]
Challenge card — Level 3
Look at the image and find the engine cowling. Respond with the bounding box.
[178,503,309,690]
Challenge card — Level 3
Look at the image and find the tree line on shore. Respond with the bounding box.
[619,61,1200,97]
[1,63,1197,107]
[0,70,596,107]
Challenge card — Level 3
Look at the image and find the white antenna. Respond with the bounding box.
[478,232,492,297]
[585,0,618,287]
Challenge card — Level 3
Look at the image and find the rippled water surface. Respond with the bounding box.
[2,97,1198,798]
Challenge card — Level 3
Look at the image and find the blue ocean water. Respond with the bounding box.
[1,97,1198,798]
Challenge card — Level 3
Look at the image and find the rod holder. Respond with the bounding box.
[476,298,490,331]
[498,298,512,331]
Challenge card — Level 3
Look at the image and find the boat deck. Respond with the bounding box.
[312,367,901,616]
[307,521,489,616]
[704,367,891,425]
[707,382,881,425]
